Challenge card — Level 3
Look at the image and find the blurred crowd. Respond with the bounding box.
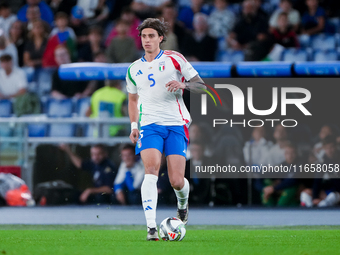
[186,123,340,207]
[0,0,339,105]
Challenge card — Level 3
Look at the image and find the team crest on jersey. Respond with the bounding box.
[159,61,165,72]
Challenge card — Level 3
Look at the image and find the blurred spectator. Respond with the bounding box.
[47,0,77,16]
[25,6,42,31]
[227,0,268,50]
[51,45,95,99]
[0,35,18,66]
[269,0,300,32]
[0,2,17,37]
[301,0,326,35]
[185,141,211,205]
[243,127,273,166]
[59,144,117,204]
[78,25,104,62]
[271,12,299,48]
[313,124,334,162]
[77,0,109,25]
[301,135,340,207]
[42,13,77,67]
[262,143,300,206]
[69,5,89,48]
[17,0,54,26]
[113,144,144,205]
[178,0,213,30]
[50,12,77,41]
[0,54,27,99]
[160,3,187,51]
[207,0,236,39]
[23,20,48,69]
[182,13,217,61]
[86,80,127,137]
[8,21,24,67]
[131,0,171,19]
[106,19,138,63]
[105,7,142,50]
[262,124,288,166]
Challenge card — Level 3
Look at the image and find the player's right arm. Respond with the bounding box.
[128,93,139,144]
[126,62,139,144]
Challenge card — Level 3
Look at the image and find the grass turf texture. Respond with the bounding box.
[1,225,340,255]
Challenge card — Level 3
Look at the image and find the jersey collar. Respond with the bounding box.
[141,50,164,62]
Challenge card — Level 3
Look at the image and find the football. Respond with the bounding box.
[159,217,186,241]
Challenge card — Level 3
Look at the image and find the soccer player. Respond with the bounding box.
[126,18,206,241]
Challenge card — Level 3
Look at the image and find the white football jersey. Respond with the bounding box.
[126,50,198,127]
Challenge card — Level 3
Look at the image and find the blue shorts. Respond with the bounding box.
[135,124,189,157]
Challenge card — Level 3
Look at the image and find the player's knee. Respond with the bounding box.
[170,178,184,190]
[144,166,159,175]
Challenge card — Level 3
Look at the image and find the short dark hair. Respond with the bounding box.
[120,143,135,153]
[92,144,108,153]
[0,2,10,10]
[281,0,292,3]
[137,18,167,44]
[322,135,336,146]
[0,54,12,62]
[55,12,68,20]
[89,25,103,36]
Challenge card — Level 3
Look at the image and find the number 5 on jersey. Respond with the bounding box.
[148,74,155,87]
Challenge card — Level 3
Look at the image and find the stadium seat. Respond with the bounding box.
[28,123,48,137]
[47,98,73,117]
[298,34,311,48]
[312,49,339,62]
[0,100,12,117]
[48,123,76,137]
[281,48,310,62]
[0,100,12,137]
[46,98,76,137]
[217,50,245,63]
[311,34,336,50]
[76,97,91,117]
[75,97,91,136]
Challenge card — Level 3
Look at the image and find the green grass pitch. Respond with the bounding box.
[1,225,340,255]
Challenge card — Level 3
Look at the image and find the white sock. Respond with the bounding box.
[300,191,313,207]
[141,174,158,229]
[173,178,189,209]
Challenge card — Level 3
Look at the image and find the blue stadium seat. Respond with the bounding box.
[0,100,12,117]
[76,97,91,117]
[47,98,73,117]
[28,123,48,137]
[328,18,340,34]
[311,34,336,50]
[312,49,339,62]
[46,98,76,137]
[298,34,311,48]
[217,50,244,63]
[0,100,12,137]
[281,48,310,62]
[48,123,76,137]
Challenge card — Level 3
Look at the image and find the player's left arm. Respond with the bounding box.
[165,74,206,93]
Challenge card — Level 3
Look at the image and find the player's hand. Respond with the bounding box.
[263,186,274,200]
[165,81,185,92]
[313,198,321,205]
[80,188,92,203]
[130,129,139,144]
